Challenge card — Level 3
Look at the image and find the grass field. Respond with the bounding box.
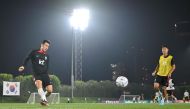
[0,103,190,109]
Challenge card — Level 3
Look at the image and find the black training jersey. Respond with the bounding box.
[23,49,49,75]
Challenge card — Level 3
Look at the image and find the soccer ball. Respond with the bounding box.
[116,76,128,87]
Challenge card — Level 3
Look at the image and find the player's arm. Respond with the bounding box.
[18,50,33,72]
[168,57,176,77]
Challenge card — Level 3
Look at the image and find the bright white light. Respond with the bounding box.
[70,8,90,31]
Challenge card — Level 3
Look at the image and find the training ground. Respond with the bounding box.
[0,103,190,109]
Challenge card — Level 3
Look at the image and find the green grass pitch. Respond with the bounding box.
[0,103,190,109]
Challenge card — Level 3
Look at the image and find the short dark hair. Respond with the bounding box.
[42,40,51,44]
[162,44,169,48]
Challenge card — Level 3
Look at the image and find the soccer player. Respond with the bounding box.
[152,45,176,104]
[183,90,190,103]
[18,40,53,106]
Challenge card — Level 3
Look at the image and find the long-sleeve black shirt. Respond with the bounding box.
[23,49,49,76]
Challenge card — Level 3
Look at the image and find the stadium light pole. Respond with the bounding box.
[70,8,90,99]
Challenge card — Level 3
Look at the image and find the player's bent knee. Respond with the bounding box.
[154,83,159,90]
[35,80,42,88]
[47,89,53,93]
[47,85,53,93]
[46,86,53,97]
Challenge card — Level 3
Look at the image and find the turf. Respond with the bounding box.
[0,103,190,109]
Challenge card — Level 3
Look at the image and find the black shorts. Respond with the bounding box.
[154,75,168,86]
[167,90,174,96]
[33,74,52,88]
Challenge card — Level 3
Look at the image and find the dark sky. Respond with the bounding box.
[0,0,190,85]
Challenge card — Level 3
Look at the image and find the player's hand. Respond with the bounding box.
[18,66,25,72]
[152,71,156,76]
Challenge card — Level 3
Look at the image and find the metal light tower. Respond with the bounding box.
[74,30,83,81]
[70,8,89,98]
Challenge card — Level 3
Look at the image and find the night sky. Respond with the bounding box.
[0,0,190,85]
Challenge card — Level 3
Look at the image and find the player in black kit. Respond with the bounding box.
[18,40,52,106]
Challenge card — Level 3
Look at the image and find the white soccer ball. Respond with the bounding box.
[116,76,128,87]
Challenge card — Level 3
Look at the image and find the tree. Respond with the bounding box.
[49,75,61,92]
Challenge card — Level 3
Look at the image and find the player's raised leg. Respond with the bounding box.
[45,85,53,97]
[42,74,53,98]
